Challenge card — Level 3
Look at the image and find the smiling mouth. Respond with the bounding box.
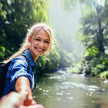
[35,47,44,52]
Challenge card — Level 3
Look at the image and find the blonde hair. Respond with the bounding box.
[3,23,53,63]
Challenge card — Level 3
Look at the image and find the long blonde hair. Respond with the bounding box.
[3,23,53,63]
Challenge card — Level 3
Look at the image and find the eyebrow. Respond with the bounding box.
[35,36,41,38]
[35,36,50,41]
[45,39,50,41]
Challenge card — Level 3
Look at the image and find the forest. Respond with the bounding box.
[0,0,108,79]
[0,0,72,75]
[61,0,108,79]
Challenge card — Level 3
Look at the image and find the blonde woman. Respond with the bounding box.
[1,23,53,106]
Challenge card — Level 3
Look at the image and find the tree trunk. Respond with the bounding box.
[96,6,104,53]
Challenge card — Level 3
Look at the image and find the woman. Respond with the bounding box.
[1,23,53,106]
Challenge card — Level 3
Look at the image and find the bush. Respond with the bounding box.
[98,71,108,79]
[78,51,108,78]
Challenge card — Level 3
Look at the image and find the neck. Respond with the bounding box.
[28,48,38,62]
[34,56,38,62]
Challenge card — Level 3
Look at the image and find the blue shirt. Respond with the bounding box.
[2,49,36,98]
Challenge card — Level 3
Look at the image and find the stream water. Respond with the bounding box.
[33,69,108,108]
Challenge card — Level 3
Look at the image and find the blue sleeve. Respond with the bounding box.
[3,57,33,96]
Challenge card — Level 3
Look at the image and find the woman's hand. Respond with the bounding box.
[22,91,36,106]
[15,76,36,106]
[0,92,44,108]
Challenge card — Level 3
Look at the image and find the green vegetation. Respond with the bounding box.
[98,71,108,79]
[62,0,108,79]
[0,0,73,75]
[0,0,50,60]
[78,0,108,78]
[2,0,108,78]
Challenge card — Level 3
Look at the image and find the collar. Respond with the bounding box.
[22,49,36,67]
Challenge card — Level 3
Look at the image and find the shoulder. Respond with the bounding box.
[10,56,28,68]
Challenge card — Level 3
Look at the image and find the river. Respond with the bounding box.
[33,69,108,108]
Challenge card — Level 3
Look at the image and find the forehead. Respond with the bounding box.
[34,29,50,40]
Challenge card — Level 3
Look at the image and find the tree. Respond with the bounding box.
[61,0,108,53]
[61,0,108,76]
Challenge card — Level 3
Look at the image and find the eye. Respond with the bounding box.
[44,40,49,44]
[35,39,40,41]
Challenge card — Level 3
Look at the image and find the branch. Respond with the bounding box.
[102,22,108,31]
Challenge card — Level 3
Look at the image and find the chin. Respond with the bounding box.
[36,52,44,56]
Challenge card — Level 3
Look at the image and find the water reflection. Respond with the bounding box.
[33,70,108,108]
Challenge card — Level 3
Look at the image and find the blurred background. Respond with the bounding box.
[0,0,108,108]
[1,0,108,77]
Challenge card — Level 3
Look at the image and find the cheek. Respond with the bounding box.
[45,44,49,49]
[32,41,38,46]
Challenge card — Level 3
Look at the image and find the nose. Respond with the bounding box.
[39,41,44,47]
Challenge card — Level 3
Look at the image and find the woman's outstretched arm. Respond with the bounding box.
[15,76,36,106]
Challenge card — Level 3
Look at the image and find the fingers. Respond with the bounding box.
[23,94,36,106]
[26,104,44,108]
[27,95,36,105]
[31,100,37,105]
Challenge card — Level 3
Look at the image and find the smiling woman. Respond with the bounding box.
[3,23,53,63]
[28,28,50,61]
[0,23,53,106]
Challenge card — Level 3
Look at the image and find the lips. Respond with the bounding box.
[35,47,44,52]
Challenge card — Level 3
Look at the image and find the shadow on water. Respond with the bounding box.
[33,69,108,108]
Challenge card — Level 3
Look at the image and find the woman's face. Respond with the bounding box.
[29,29,50,61]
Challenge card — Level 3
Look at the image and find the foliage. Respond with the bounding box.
[61,0,108,78]
[98,71,108,79]
[47,45,60,71]
[0,0,49,61]
[85,46,99,57]
[70,62,82,73]
[0,0,61,75]
[59,50,74,68]
[80,1,108,77]
[0,45,12,60]
[0,0,74,75]
[78,52,108,77]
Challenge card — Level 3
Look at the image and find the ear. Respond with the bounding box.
[28,36,31,43]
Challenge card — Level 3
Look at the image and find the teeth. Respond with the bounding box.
[37,48,43,51]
